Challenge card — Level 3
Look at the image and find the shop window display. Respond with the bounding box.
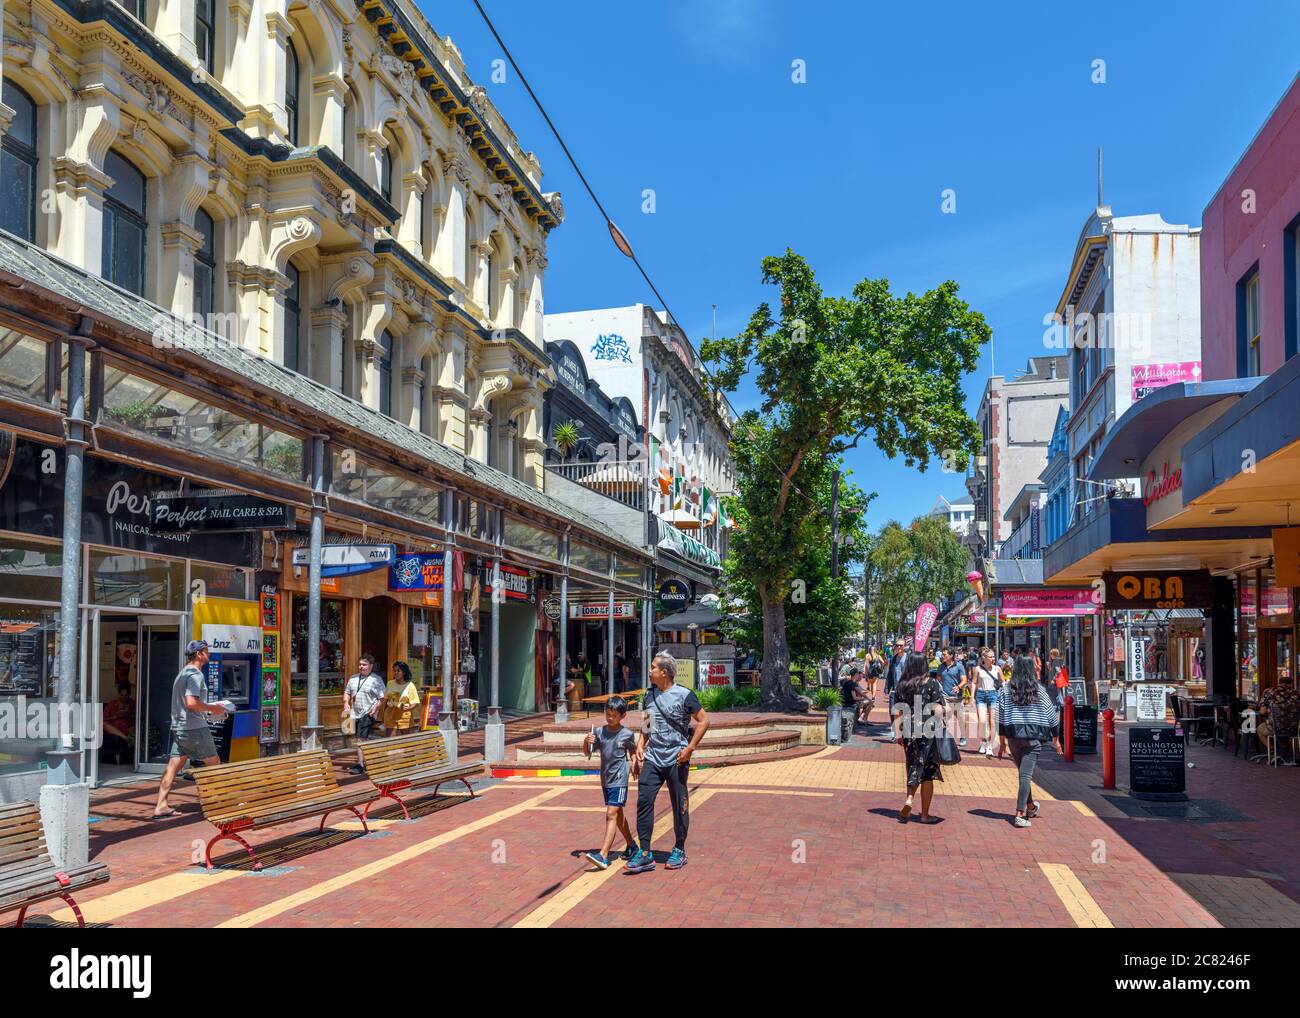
[88,551,185,611]
[1239,571,1259,700]
[290,596,345,696]
[0,603,61,776]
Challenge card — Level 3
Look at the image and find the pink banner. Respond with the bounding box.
[999,589,1099,617]
[913,602,938,651]
[1132,361,1201,401]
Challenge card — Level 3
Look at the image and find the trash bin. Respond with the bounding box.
[826,704,843,745]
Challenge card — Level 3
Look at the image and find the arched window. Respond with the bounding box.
[378,331,394,416]
[283,262,301,372]
[486,242,497,318]
[194,208,215,321]
[195,0,215,73]
[102,150,147,295]
[380,141,393,204]
[285,43,300,146]
[463,208,474,292]
[0,80,37,242]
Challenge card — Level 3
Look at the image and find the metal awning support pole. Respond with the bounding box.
[301,434,326,751]
[556,532,569,723]
[607,554,616,695]
[43,323,93,870]
[441,491,457,758]
[485,509,504,764]
[643,563,654,695]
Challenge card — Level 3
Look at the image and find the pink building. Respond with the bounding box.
[1201,73,1300,380]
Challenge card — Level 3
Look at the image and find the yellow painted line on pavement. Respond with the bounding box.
[514,788,720,929]
[218,787,568,928]
[47,870,243,925]
[530,806,608,812]
[709,787,832,798]
[1039,863,1113,928]
[1072,801,1097,817]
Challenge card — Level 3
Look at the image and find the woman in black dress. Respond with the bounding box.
[891,651,944,823]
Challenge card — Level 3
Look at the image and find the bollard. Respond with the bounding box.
[1063,695,1075,762]
[1102,708,1116,790]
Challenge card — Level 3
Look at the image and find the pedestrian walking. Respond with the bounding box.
[626,651,710,873]
[892,652,944,823]
[383,660,420,736]
[152,640,230,819]
[886,639,907,737]
[997,656,1062,828]
[582,696,640,869]
[342,653,386,774]
[1047,647,1068,742]
[971,646,1001,757]
[866,649,885,701]
[939,647,969,747]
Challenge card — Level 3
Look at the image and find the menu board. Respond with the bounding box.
[1065,678,1087,705]
[1072,705,1098,755]
[1128,726,1186,797]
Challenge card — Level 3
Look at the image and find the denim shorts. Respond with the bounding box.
[974,689,998,707]
[603,785,628,807]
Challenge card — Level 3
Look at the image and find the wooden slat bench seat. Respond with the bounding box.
[192,749,376,870]
[0,801,110,928]
[359,730,482,820]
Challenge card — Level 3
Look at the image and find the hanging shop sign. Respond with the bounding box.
[657,578,691,611]
[656,518,721,568]
[1102,570,1213,610]
[0,436,261,567]
[199,624,263,655]
[999,589,1098,616]
[542,596,562,621]
[485,565,533,602]
[150,493,294,532]
[293,543,394,578]
[1274,527,1300,587]
[1129,639,1148,684]
[569,602,636,620]
[387,552,444,592]
[1131,361,1201,402]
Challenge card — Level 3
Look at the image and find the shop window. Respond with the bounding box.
[0,603,62,774]
[102,151,147,297]
[406,607,441,689]
[569,538,609,576]
[0,329,50,403]
[290,596,344,697]
[380,144,393,204]
[329,449,442,525]
[100,363,305,480]
[0,536,63,601]
[378,330,394,417]
[456,495,495,542]
[1239,570,1259,700]
[194,208,215,323]
[1238,269,1262,378]
[88,551,185,611]
[191,561,250,601]
[0,79,38,242]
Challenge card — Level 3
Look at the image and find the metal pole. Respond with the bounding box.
[830,468,840,683]
[51,330,90,785]
[556,532,570,723]
[441,491,455,741]
[607,554,616,696]
[643,564,654,692]
[303,434,325,750]
[485,507,504,764]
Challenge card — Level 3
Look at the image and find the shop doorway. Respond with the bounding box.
[361,598,395,678]
[87,609,183,786]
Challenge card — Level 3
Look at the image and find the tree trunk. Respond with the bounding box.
[758,590,805,712]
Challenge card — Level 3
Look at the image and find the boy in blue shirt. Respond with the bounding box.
[583,696,639,869]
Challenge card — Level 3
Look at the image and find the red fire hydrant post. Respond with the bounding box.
[1063,695,1075,762]
[1102,708,1116,790]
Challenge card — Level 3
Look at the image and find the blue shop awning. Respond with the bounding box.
[1089,378,1259,483]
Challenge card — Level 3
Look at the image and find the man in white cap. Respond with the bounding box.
[152,639,231,819]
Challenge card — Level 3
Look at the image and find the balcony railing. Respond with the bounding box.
[997,514,1039,560]
[547,459,647,512]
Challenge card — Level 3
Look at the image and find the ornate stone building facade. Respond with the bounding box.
[0,0,558,486]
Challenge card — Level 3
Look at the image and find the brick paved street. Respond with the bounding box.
[21,706,1298,929]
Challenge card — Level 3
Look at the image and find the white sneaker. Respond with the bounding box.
[958,738,967,747]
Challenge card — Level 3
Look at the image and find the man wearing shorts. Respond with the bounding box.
[153,640,229,819]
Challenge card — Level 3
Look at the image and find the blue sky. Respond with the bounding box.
[425,0,1299,527]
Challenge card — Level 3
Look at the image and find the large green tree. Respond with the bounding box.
[870,514,971,641]
[702,251,989,710]
[721,464,870,668]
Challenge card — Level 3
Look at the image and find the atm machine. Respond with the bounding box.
[200,624,263,762]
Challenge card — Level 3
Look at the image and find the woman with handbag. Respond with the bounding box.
[971,646,1001,757]
[892,652,950,824]
[997,656,1063,828]
[383,661,421,736]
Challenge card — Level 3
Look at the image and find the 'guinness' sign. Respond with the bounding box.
[1102,569,1213,610]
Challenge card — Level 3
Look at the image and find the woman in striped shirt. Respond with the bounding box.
[997,656,1062,828]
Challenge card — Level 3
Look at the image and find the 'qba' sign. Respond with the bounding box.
[1102,570,1213,610]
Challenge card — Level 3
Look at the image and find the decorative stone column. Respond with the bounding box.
[311,73,347,157]
[310,304,347,391]
[497,263,519,331]
[225,0,252,85]
[517,389,546,489]
[53,94,120,271]
[160,221,204,320]
[470,372,511,464]
[400,171,427,253]
[439,147,471,284]
[433,325,468,450]
[156,0,200,71]
[400,365,424,432]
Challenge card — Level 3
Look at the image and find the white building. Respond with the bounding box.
[928,495,974,536]
[1050,207,1202,521]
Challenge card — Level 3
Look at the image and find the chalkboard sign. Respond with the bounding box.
[1073,704,1098,755]
[1128,725,1186,800]
[1066,678,1087,705]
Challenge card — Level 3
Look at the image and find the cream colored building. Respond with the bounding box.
[0,0,557,486]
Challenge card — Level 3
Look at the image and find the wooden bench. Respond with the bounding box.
[359,730,482,820]
[192,749,376,870]
[0,801,110,928]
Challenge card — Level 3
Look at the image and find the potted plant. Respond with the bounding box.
[552,420,580,460]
